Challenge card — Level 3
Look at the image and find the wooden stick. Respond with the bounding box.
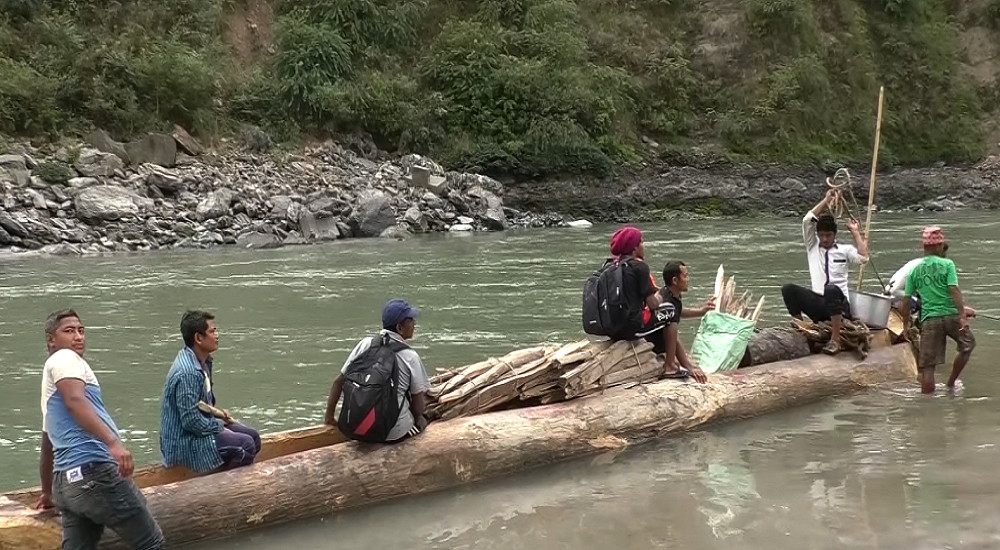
[858,85,885,290]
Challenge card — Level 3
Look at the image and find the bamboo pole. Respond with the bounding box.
[857,86,885,290]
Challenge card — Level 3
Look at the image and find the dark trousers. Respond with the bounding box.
[781,283,851,322]
[52,462,164,550]
[215,422,261,469]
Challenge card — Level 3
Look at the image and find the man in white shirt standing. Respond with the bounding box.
[36,309,164,550]
[781,189,869,355]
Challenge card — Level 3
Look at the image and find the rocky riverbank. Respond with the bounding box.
[506,160,1000,221]
[0,131,564,255]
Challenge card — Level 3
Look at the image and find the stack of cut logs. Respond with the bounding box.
[426,339,663,421]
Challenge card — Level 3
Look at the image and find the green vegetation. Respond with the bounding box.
[0,0,995,176]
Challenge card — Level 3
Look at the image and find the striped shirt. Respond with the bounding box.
[160,347,223,473]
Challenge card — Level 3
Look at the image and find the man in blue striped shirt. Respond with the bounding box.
[160,310,260,473]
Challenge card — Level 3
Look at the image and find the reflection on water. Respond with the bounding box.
[2,211,999,549]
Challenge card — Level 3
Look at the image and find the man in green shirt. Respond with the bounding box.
[900,226,976,394]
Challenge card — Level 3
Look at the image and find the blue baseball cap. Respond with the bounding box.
[382,299,419,329]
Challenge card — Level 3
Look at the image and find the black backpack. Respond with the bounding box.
[338,333,409,443]
[582,257,637,339]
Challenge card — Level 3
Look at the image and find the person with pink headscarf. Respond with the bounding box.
[598,226,709,383]
[899,226,976,394]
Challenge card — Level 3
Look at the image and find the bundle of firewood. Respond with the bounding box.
[713,264,765,321]
[791,317,871,358]
[426,339,663,421]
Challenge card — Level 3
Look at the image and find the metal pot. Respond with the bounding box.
[848,290,892,329]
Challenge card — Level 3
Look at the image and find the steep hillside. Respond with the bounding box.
[2,0,999,177]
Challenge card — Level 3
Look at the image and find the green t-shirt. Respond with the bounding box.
[905,255,959,321]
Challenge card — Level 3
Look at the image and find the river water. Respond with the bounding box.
[2,210,999,549]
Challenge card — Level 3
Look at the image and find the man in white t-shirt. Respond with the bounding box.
[781,188,869,355]
[36,309,164,550]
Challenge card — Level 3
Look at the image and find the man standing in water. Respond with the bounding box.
[781,189,869,355]
[161,310,261,472]
[36,309,165,550]
[900,227,976,394]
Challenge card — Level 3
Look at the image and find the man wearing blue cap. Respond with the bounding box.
[324,299,431,442]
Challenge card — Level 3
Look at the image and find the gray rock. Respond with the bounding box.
[349,190,396,238]
[236,231,282,249]
[336,221,354,239]
[196,188,236,221]
[74,148,124,177]
[67,177,100,191]
[172,125,204,156]
[28,176,50,190]
[780,177,807,192]
[124,134,177,167]
[0,155,29,187]
[0,212,29,238]
[307,197,344,214]
[141,164,185,194]
[74,185,140,221]
[0,225,17,245]
[421,191,444,210]
[40,243,85,256]
[85,129,129,162]
[298,211,341,241]
[379,225,411,239]
[402,205,427,231]
[457,215,475,224]
[283,232,308,246]
[449,223,474,232]
[26,189,47,210]
[468,186,508,230]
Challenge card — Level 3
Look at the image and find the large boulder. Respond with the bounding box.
[74,148,124,177]
[348,189,396,238]
[74,185,143,221]
[298,211,341,241]
[124,134,177,167]
[196,188,236,221]
[0,155,29,187]
[85,129,129,163]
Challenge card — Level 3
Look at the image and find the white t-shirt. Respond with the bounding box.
[886,258,923,297]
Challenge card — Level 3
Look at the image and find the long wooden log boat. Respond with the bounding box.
[0,343,916,550]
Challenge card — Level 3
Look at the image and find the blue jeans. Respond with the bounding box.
[215,422,261,469]
[52,462,164,550]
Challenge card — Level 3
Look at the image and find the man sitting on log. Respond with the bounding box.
[899,227,976,394]
[659,261,709,383]
[781,188,868,355]
[161,310,261,473]
[36,309,165,550]
[324,299,432,443]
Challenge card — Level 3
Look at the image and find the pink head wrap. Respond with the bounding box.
[922,226,944,246]
[610,226,643,256]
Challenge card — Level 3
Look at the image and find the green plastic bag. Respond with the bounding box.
[690,311,755,374]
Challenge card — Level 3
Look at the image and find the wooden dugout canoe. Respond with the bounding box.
[0,343,916,550]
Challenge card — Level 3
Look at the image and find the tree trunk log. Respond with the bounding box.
[1,345,916,550]
[740,327,812,367]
